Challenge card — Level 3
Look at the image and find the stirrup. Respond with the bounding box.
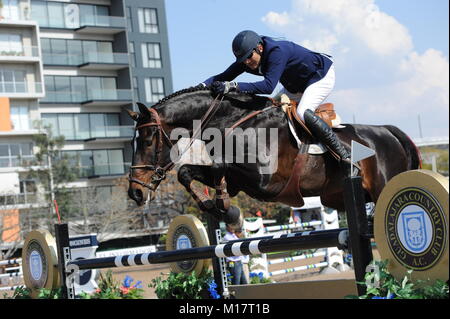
[341,157,361,175]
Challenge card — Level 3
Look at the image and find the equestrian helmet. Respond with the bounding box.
[232,30,262,64]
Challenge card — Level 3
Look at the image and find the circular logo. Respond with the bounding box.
[26,240,48,287]
[385,187,447,271]
[172,226,197,272]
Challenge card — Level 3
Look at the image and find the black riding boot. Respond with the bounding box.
[303,109,351,162]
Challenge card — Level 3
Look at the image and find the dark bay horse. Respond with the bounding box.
[126,85,421,225]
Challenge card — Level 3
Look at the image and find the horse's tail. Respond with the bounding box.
[384,125,422,170]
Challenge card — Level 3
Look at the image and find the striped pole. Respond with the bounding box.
[0,285,23,291]
[264,221,322,233]
[0,272,23,279]
[68,228,348,271]
[269,261,329,277]
[267,250,326,265]
[3,266,21,272]
[0,258,22,266]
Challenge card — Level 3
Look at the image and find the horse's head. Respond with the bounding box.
[126,102,173,206]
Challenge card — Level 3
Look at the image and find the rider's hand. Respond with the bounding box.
[211,81,238,95]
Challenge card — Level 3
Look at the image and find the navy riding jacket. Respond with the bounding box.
[203,36,333,95]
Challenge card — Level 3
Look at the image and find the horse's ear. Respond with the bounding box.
[124,108,139,121]
[137,102,152,119]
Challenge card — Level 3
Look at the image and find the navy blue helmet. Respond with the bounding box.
[232,30,262,63]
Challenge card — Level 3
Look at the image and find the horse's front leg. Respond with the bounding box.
[211,163,230,212]
[177,165,241,226]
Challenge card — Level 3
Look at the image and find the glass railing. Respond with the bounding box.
[89,125,134,139]
[0,45,40,58]
[0,155,36,168]
[84,52,129,64]
[41,89,132,103]
[1,7,31,21]
[86,89,132,101]
[43,52,129,66]
[37,16,126,29]
[0,192,48,206]
[0,82,43,94]
[79,16,126,28]
[76,163,130,178]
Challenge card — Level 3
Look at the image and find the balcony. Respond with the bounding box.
[43,52,129,70]
[41,89,132,106]
[75,16,126,35]
[0,45,40,63]
[84,125,134,143]
[0,155,36,169]
[0,6,32,25]
[0,192,49,209]
[76,163,130,179]
[82,89,133,107]
[79,52,129,70]
[0,81,44,98]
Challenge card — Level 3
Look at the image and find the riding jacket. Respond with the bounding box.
[203,36,333,95]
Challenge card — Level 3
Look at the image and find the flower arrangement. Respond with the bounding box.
[149,270,220,299]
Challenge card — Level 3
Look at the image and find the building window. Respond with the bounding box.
[141,43,161,68]
[30,1,111,29]
[129,42,136,67]
[137,8,158,34]
[133,77,139,101]
[0,34,23,55]
[0,143,34,167]
[42,75,118,103]
[61,149,125,177]
[144,78,165,103]
[10,105,30,131]
[41,113,122,140]
[126,6,133,32]
[2,0,20,20]
[0,69,26,93]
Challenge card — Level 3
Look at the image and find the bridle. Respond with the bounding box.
[128,96,224,192]
[128,107,174,191]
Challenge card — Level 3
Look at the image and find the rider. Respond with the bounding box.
[201,30,351,165]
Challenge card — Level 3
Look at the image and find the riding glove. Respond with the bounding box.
[211,81,238,95]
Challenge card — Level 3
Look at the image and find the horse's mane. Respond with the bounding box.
[152,85,210,109]
[152,85,261,110]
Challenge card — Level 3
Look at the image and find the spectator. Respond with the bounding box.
[223,224,248,285]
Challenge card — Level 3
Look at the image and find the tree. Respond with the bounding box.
[21,121,78,229]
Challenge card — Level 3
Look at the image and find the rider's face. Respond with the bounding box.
[244,44,263,70]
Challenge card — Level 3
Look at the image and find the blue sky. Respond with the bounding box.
[164,0,449,138]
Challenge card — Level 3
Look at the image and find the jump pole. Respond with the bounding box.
[55,225,348,298]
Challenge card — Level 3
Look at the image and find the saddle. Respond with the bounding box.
[269,95,345,207]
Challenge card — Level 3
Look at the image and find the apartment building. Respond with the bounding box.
[0,0,173,245]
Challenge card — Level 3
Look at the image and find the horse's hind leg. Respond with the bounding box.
[177,164,241,226]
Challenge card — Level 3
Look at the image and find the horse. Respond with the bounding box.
[126,85,421,226]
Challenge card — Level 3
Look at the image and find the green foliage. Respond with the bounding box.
[149,270,219,299]
[249,272,272,284]
[348,260,449,299]
[2,286,63,299]
[2,286,31,299]
[79,270,144,299]
[5,271,144,299]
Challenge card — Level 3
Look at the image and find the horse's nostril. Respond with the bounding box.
[129,187,144,204]
[135,189,143,202]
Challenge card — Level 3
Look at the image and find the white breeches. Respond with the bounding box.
[280,64,335,121]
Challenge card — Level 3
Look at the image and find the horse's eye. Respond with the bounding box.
[145,139,153,147]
